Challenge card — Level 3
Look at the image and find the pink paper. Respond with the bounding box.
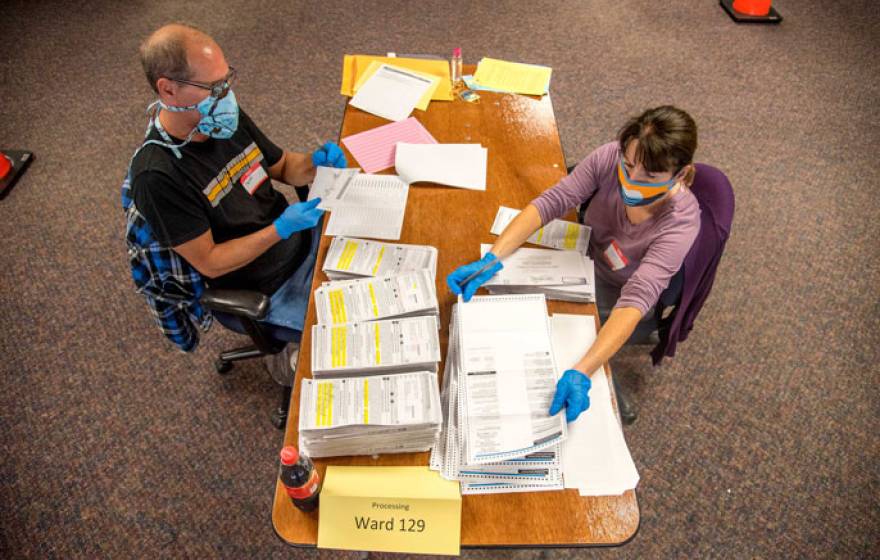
[342,117,437,174]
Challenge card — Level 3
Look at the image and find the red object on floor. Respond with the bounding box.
[733,0,771,16]
[0,152,11,180]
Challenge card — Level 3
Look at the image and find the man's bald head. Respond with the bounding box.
[139,23,216,93]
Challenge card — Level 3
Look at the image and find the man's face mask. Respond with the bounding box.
[159,89,239,140]
[617,156,679,207]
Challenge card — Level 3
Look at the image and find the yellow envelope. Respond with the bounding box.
[473,57,552,96]
[352,60,441,111]
[318,466,461,556]
[341,55,453,100]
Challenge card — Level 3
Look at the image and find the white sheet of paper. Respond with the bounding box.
[395,143,487,191]
[349,64,436,122]
[550,314,640,496]
[324,174,410,240]
[309,166,361,209]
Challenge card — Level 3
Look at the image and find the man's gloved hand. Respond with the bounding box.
[311,141,347,168]
[273,198,324,239]
[549,369,592,422]
[446,252,503,302]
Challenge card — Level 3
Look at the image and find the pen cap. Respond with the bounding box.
[453,47,462,58]
[279,446,300,465]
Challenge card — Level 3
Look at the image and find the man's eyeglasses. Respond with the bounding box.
[170,67,237,99]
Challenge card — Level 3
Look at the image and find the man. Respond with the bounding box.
[128,23,345,357]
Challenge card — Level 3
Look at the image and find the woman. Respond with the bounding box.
[447,105,701,422]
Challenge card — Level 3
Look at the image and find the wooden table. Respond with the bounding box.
[272,72,640,548]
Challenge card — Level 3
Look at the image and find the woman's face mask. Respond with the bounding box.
[617,155,678,207]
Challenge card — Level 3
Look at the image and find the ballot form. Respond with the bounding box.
[323,173,410,241]
[349,64,437,122]
[313,270,438,326]
[309,166,362,210]
[311,315,441,377]
[322,237,438,281]
[299,371,442,458]
[455,294,566,465]
[490,206,591,253]
[480,244,596,302]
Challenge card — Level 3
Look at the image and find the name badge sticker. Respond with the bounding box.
[241,161,268,195]
[603,240,629,271]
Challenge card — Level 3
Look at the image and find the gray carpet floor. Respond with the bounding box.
[1,0,878,558]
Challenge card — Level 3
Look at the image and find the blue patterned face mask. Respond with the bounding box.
[160,89,239,140]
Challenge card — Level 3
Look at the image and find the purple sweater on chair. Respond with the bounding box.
[530,142,701,316]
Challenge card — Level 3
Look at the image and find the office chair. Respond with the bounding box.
[199,288,298,430]
[574,162,735,425]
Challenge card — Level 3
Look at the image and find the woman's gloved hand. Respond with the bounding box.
[549,369,592,422]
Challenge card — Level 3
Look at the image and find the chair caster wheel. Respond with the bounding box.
[215,359,233,374]
[270,407,288,430]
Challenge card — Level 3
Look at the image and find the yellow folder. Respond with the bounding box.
[341,55,453,101]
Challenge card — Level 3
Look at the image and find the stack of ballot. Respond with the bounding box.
[430,294,568,494]
[322,237,438,281]
[311,315,441,377]
[490,206,591,253]
[480,244,596,303]
[313,269,439,326]
[299,371,443,458]
[309,167,410,241]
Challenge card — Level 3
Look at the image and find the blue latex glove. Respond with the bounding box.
[311,141,347,168]
[446,252,503,302]
[549,369,592,422]
[273,198,324,239]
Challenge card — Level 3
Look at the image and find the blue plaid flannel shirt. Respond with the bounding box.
[122,172,212,352]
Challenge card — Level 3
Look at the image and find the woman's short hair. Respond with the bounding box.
[618,106,698,179]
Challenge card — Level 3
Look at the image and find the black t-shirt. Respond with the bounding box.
[130,109,304,295]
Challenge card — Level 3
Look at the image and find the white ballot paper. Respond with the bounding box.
[322,237,438,281]
[308,166,361,210]
[480,244,589,287]
[491,206,591,253]
[550,314,640,496]
[324,173,410,240]
[298,371,442,458]
[349,64,437,122]
[395,143,488,191]
[456,294,566,465]
[313,270,438,326]
[429,305,564,494]
[311,315,441,377]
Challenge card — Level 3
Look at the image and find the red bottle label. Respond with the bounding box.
[285,469,320,499]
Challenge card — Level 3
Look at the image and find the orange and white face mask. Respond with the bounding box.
[617,156,677,207]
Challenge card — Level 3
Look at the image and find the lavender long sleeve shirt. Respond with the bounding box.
[531,142,700,316]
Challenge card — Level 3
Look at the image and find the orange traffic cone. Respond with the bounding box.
[720,0,782,23]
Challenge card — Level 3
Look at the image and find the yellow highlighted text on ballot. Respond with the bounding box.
[318,466,461,556]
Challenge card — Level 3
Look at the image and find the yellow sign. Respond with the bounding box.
[340,54,453,100]
[317,466,461,556]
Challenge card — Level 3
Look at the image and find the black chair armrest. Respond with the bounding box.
[200,288,270,321]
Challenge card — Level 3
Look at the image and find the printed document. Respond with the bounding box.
[455,294,566,464]
[324,174,410,240]
[313,270,438,325]
[490,206,591,252]
[480,244,589,287]
[309,166,361,209]
[395,143,487,191]
[352,60,441,111]
[311,315,441,376]
[323,237,437,281]
[349,64,437,122]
